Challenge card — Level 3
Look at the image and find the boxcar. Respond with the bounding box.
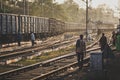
[0,13,98,44]
[0,13,18,43]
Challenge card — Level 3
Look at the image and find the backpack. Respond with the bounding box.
[76,39,85,53]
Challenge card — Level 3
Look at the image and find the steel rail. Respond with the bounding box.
[31,56,90,80]
[0,42,99,79]
[31,47,116,80]
[0,38,77,60]
[0,36,78,54]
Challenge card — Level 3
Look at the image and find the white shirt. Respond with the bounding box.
[31,33,35,41]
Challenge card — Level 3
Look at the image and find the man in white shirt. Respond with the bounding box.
[30,32,35,46]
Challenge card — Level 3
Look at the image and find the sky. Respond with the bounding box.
[91,0,118,9]
[55,0,119,17]
[55,0,119,10]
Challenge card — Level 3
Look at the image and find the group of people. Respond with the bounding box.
[17,32,36,46]
[75,31,120,69]
[99,31,120,52]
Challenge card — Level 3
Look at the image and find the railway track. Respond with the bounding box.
[0,41,100,80]
[0,32,100,61]
[0,38,61,55]
[0,34,76,53]
[0,37,78,62]
[0,33,110,79]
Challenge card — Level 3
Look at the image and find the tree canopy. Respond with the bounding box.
[0,0,117,23]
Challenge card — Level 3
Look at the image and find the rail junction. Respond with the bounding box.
[0,41,100,80]
[0,29,115,80]
[0,33,112,80]
[0,1,119,79]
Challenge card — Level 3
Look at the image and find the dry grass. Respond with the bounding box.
[15,45,75,65]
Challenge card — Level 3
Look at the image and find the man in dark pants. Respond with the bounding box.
[76,35,86,69]
[99,33,107,69]
[112,31,116,46]
[17,32,22,46]
[99,33,107,51]
[30,32,35,46]
[0,35,2,48]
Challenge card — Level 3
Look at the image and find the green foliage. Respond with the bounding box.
[0,0,116,23]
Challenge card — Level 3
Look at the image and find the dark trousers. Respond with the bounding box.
[112,40,115,46]
[100,44,106,51]
[18,41,21,46]
[31,40,34,46]
[76,52,84,69]
[0,41,2,48]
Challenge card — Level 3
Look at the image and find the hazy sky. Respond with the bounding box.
[56,0,119,10]
[55,0,119,17]
[91,0,118,9]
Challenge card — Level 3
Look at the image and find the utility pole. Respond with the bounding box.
[0,0,2,9]
[52,0,55,18]
[86,0,88,41]
[82,0,91,41]
[23,0,29,15]
[52,3,54,18]
[23,0,26,15]
[27,0,29,15]
[41,0,44,17]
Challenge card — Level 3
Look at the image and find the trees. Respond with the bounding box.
[0,0,117,24]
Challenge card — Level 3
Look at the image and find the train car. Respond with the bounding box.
[49,18,59,35]
[49,18,65,35]
[19,15,29,40]
[56,19,65,34]
[88,21,115,35]
[0,13,19,43]
[64,22,85,32]
[39,17,49,38]
[0,13,115,44]
[97,22,115,34]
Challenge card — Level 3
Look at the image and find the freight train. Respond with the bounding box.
[0,13,115,44]
[0,13,81,44]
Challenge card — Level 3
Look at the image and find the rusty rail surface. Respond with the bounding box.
[0,42,99,80]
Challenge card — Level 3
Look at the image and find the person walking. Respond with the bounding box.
[112,31,116,46]
[30,32,35,46]
[76,34,86,69]
[17,32,22,46]
[99,33,107,52]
